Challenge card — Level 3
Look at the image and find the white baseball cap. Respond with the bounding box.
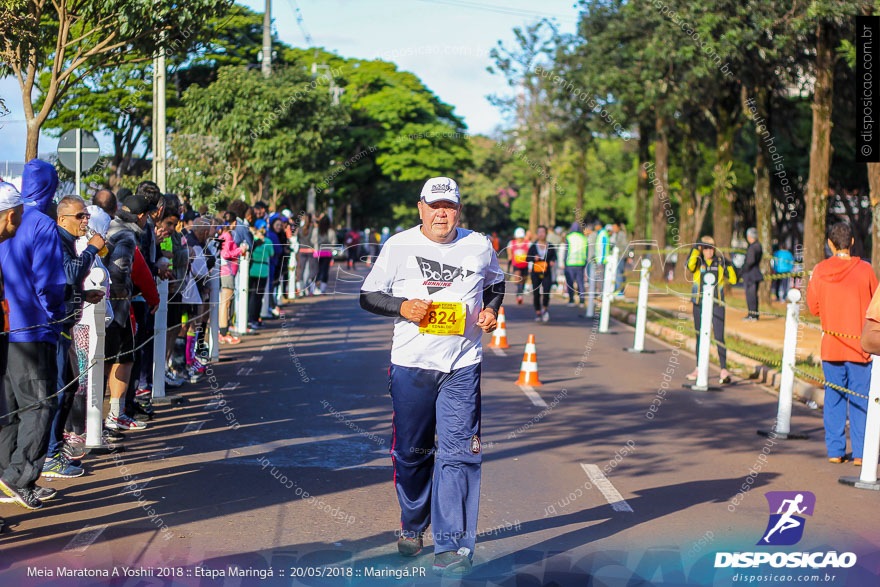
[419,176,460,205]
[0,182,35,213]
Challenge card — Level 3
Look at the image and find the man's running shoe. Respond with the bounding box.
[103,428,125,442]
[0,479,42,510]
[686,368,699,381]
[63,431,85,445]
[398,533,423,557]
[105,414,147,431]
[516,295,523,305]
[33,485,57,501]
[61,441,86,460]
[542,310,550,322]
[219,334,241,344]
[41,454,84,479]
[135,385,152,401]
[433,548,472,577]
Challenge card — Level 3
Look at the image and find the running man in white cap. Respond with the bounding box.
[360,176,505,576]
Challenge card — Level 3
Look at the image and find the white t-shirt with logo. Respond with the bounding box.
[361,225,505,373]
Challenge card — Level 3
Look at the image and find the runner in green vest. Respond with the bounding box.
[564,222,587,306]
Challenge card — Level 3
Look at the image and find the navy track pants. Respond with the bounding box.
[389,362,482,556]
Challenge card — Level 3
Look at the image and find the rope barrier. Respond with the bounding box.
[790,365,869,400]
[765,271,805,281]
[0,307,213,423]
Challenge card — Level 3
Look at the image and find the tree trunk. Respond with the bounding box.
[712,112,736,249]
[674,134,700,283]
[529,180,539,234]
[651,113,670,282]
[539,181,551,227]
[633,120,651,243]
[25,120,40,161]
[803,21,834,274]
[749,86,775,305]
[869,163,880,279]
[575,149,586,225]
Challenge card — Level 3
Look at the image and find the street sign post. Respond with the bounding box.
[57,129,100,196]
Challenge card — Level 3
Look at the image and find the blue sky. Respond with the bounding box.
[0,0,581,162]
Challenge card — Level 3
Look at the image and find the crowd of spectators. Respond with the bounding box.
[0,160,303,527]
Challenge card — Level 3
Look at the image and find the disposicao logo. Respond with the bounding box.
[714,491,857,570]
[759,491,815,546]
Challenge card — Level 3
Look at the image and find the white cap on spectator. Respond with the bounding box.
[0,182,35,213]
[86,205,111,237]
[419,176,460,205]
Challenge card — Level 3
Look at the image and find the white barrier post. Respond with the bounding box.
[624,259,654,353]
[599,246,619,334]
[287,247,297,300]
[758,288,808,440]
[151,278,169,403]
[209,266,220,363]
[839,358,880,491]
[586,262,596,318]
[235,254,250,334]
[84,269,118,453]
[690,272,716,392]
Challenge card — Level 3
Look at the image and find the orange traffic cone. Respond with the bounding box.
[487,307,509,348]
[515,334,542,386]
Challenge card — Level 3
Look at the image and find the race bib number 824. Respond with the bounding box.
[419,302,465,335]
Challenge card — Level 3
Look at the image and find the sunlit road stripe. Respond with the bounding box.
[489,347,507,357]
[518,385,548,407]
[581,463,633,512]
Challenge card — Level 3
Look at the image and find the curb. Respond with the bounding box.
[609,305,825,408]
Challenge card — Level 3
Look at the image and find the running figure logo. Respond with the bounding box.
[758,491,816,546]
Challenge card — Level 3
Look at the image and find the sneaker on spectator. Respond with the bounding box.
[133,401,154,419]
[41,454,84,479]
[118,414,147,430]
[219,333,241,345]
[61,441,86,460]
[33,485,57,501]
[135,385,152,401]
[105,414,147,431]
[0,479,42,510]
[165,370,185,388]
[103,427,125,442]
[187,365,204,383]
[63,431,85,445]
[130,406,151,423]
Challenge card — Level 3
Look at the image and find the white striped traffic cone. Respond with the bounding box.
[515,333,542,386]
[487,307,509,348]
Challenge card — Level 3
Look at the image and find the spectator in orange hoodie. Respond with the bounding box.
[806,222,878,466]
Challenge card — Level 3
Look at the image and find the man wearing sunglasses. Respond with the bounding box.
[42,195,107,479]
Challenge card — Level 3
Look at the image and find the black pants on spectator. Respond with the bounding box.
[745,280,759,319]
[0,341,58,489]
[692,304,727,369]
[531,272,552,312]
[317,256,331,283]
[249,275,268,323]
[128,301,152,414]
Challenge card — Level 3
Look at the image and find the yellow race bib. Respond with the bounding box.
[419,302,465,335]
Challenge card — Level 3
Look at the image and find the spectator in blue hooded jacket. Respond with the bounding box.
[0,159,66,511]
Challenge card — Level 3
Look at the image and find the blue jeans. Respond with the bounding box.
[821,361,871,459]
[47,330,74,457]
[389,362,481,557]
[564,266,586,303]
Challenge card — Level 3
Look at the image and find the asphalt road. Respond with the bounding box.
[0,264,878,587]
